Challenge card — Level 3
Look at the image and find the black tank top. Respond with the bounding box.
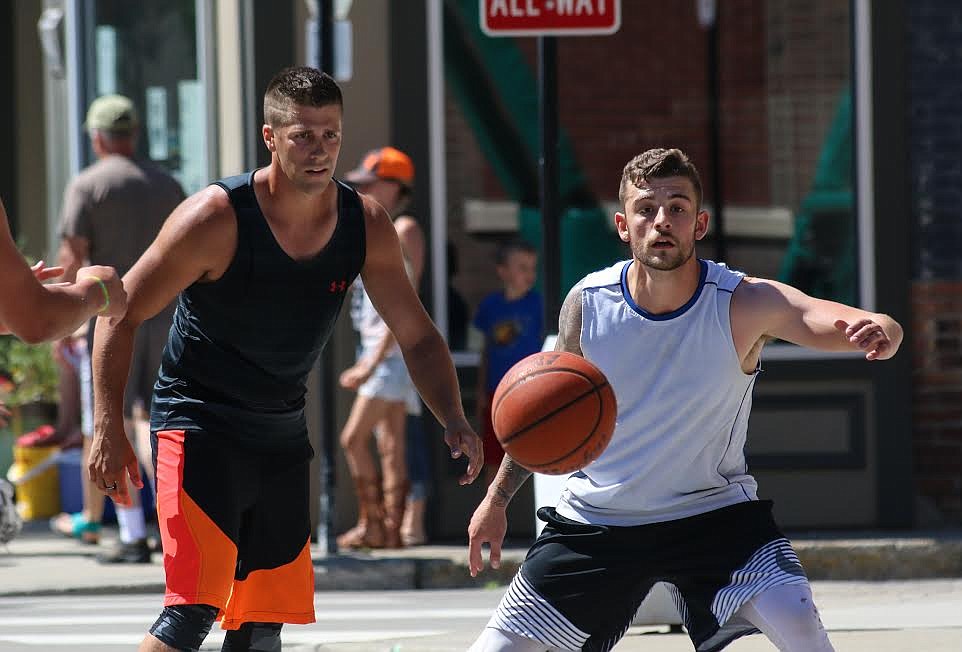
[150,172,366,448]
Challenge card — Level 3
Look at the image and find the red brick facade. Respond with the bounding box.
[447,0,852,311]
[912,282,962,522]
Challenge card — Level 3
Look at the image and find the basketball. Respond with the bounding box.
[491,351,617,475]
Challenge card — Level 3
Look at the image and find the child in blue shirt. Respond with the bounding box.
[473,240,543,485]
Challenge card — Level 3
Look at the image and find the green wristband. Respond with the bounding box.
[84,276,110,313]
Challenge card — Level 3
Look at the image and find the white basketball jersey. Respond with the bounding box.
[556,258,760,526]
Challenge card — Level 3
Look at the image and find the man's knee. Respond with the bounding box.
[742,584,834,652]
[775,596,827,642]
[339,418,371,451]
[148,604,219,651]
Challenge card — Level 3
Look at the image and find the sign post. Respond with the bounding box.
[697,0,726,263]
[538,36,560,330]
[480,0,621,330]
[313,0,338,557]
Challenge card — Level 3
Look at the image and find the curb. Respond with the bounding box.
[0,583,168,599]
[317,540,962,586]
[796,540,962,580]
[2,538,960,599]
[311,555,523,591]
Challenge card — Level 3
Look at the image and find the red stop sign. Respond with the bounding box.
[480,0,622,37]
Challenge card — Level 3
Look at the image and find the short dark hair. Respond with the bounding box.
[618,148,703,210]
[496,239,538,266]
[263,66,343,126]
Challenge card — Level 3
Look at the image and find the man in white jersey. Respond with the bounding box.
[466,148,902,652]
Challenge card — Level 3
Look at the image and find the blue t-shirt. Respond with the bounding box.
[473,290,544,393]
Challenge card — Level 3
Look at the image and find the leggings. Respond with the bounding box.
[468,583,834,651]
[736,583,835,651]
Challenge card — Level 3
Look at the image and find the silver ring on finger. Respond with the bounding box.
[104,481,118,492]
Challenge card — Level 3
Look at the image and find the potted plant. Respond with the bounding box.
[0,335,59,475]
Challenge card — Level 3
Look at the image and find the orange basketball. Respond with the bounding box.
[491,351,617,475]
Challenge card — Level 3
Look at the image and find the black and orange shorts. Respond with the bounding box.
[152,429,315,630]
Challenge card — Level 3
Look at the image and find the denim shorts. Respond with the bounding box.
[358,355,417,405]
[60,339,94,438]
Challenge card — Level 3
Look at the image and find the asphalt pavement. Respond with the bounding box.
[1,520,961,650]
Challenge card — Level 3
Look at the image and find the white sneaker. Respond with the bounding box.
[0,478,23,545]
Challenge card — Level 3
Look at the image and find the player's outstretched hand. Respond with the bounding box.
[834,318,897,361]
[443,414,483,485]
[468,496,508,578]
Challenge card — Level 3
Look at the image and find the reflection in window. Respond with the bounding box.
[85,0,207,194]
[765,2,856,306]
[443,0,858,320]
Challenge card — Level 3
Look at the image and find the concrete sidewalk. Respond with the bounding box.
[1,520,960,598]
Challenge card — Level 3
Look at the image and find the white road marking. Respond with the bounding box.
[0,630,445,646]
[0,607,492,626]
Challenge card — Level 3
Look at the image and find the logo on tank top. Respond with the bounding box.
[492,319,522,345]
[329,279,349,293]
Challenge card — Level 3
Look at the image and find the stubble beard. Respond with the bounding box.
[273,150,330,195]
[632,238,695,272]
[292,164,330,195]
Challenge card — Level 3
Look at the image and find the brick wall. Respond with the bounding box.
[498,0,849,208]
[908,1,962,523]
[447,0,852,313]
[444,91,505,314]
[766,0,850,207]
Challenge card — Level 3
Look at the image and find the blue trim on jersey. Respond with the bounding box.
[620,259,708,321]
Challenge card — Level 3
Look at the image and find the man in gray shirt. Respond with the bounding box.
[50,94,184,563]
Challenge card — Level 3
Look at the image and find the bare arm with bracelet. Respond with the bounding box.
[0,198,126,343]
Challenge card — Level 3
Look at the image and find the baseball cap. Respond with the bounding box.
[85,95,139,133]
[344,147,415,188]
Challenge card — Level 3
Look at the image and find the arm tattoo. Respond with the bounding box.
[489,457,532,508]
[555,282,584,356]
[489,283,583,508]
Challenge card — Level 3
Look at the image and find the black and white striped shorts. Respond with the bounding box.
[487,500,809,652]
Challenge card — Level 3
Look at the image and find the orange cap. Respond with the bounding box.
[344,147,415,188]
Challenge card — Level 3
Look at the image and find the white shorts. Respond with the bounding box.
[358,355,417,408]
[61,339,94,438]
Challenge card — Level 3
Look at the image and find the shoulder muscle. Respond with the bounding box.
[120,186,237,324]
[554,281,584,356]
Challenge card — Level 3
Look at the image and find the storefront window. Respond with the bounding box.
[80,0,210,194]
[444,0,859,328]
[754,1,856,308]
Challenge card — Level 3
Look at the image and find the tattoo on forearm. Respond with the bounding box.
[492,485,512,506]
[491,457,532,507]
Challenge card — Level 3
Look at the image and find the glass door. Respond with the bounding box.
[74,0,214,194]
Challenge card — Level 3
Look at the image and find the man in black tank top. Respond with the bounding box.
[88,67,482,652]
